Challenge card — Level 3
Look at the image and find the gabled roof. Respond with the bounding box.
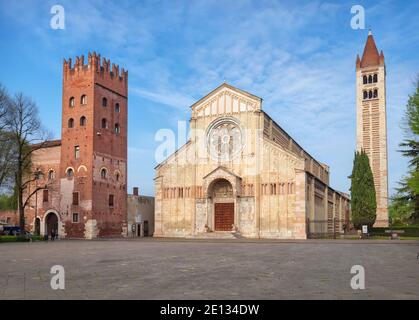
[202,166,242,180]
[154,140,192,170]
[31,139,62,149]
[190,82,262,110]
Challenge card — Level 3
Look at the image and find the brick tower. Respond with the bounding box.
[355,31,389,227]
[60,52,128,238]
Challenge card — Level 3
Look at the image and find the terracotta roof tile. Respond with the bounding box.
[360,33,381,68]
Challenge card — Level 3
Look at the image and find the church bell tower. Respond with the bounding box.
[355,30,389,227]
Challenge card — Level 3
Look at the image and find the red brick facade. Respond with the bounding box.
[0,210,18,226]
[23,53,128,239]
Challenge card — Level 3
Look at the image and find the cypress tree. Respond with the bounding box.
[350,150,377,229]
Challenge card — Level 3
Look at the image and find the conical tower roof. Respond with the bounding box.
[360,30,382,68]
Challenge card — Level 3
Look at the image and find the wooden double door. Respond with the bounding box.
[214,202,234,231]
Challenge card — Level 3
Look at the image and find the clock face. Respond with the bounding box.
[207,118,244,162]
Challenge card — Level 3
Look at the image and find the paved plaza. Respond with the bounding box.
[0,238,418,300]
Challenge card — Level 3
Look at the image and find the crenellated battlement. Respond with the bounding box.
[63,52,128,93]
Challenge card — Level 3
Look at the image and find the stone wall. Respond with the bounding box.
[127,191,155,237]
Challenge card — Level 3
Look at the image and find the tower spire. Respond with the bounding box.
[360,30,381,68]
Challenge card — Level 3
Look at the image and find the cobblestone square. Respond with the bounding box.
[0,239,418,300]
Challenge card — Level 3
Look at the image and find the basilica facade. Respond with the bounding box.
[154,83,350,239]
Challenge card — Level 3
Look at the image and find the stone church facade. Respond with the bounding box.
[154,83,350,239]
[23,53,128,239]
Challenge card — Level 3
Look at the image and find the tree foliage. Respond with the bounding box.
[392,77,419,223]
[6,92,49,231]
[0,189,17,211]
[0,83,50,231]
[350,150,377,229]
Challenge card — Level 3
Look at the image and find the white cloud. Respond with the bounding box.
[131,87,195,110]
[1,0,418,195]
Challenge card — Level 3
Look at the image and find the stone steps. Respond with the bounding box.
[192,232,237,239]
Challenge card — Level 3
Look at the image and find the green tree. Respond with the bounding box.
[393,78,419,222]
[350,150,377,229]
[0,188,17,210]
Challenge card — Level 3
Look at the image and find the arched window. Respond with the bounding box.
[48,170,55,181]
[368,75,373,83]
[80,95,87,105]
[373,74,378,83]
[100,168,108,179]
[363,91,368,100]
[69,97,75,107]
[102,97,107,107]
[363,76,367,84]
[115,103,120,113]
[368,90,373,99]
[114,123,120,134]
[68,118,74,128]
[80,116,87,126]
[66,168,74,179]
[373,89,378,98]
[101,118,108,129]
[116,173,120,182]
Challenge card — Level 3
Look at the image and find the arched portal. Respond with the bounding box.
[45,211,59,237]
[209,179,235,231]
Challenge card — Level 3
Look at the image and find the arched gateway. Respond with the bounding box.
[45,211,59,237]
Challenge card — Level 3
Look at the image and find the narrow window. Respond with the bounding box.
[72,213,79,223]
[373,89,378,98]
[80,95,87,105]
[101,168,107,179]
[72,192,79,205]
[363,91,368,100]
[369,90,373,99]
[363,76,367,84]
[48,170,55,181]
[80,116,87,126]
[368,75,372,83]
[43,189,49,203]
[114,123,120,134]
[102,97,107,107]
[101,118,107,129]
[109,194,114,207]
[373,74,378,83]
[116,173,120,182]
[69,97,75,108]
[68,118,74,128]
[66,168,74,179]
[74,146,80,159]
[115,103,120,113]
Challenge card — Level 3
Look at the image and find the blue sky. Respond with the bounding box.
[0,0,418,196]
